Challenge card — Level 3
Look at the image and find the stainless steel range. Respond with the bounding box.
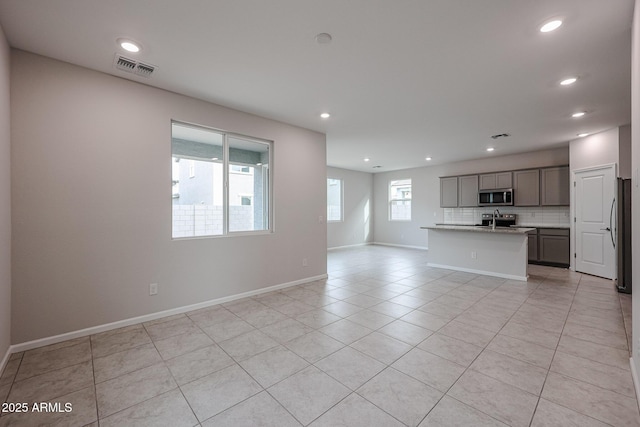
[481,213,516,227]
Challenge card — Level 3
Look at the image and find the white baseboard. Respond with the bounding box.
[372,242,428,251]
[427,262,528,282]
[327,243,371,251]
[9,273,328,354]
[631,357,640,409]
[0,345,11,378]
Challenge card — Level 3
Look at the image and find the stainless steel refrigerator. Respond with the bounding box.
[615,178,632,293]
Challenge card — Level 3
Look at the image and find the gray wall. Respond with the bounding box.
[632,0,640,382]
[326,167,373,249]
[620,124,632,178]
[10,50,327,343]
[372,147,569,248]
[0,25,11,365]
[569,127,620,173]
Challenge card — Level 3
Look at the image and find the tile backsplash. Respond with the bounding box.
[443,206,570,227]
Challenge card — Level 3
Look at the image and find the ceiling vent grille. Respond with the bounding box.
[114,54,156,78]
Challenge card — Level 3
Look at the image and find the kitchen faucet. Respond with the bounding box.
[492,209,500,230]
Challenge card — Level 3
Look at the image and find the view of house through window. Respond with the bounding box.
[171,122,271,238]
[327,178,343,222]
[389,179,411,220]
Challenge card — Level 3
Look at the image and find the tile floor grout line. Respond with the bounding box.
[525,271,580,427]
[530,272,636,426]
[88,332,100,425]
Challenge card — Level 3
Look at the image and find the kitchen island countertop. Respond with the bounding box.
[422,225,535,234]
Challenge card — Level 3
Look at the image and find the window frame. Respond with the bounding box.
[389,178,412,221]
[171,120,274,239]
[327,177,344,223]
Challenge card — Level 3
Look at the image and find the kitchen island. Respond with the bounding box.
[421,225,535,281]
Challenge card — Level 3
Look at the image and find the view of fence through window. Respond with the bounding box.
[389,179,412,220]
[171,122,271,238]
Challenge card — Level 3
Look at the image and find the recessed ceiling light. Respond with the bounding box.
[540,20,563,33]
[572,111,586,118]
[315,33,333,44]
[425,157,432,161]
[486,147,495,152]
[364,158,370,162]
[118,38,141,53]
[577,133,589,138]
[560,77,578,86]
[320,112,331,119]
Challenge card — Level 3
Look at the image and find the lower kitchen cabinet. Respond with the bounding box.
[528,227,570,267]
[539,228,570,265]
[527,229,538,262]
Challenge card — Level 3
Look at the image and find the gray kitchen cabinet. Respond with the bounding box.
[527,229,538,262]
[514,169,540,206]
[541,166,570,206]
[458,175,478,207]
[440,177,458,207]
[538,228,570,265]
[479,172,512,190]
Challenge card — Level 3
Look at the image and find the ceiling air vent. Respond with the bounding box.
[114,54,156,78]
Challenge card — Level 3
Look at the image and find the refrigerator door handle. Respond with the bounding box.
[610,198,616,249]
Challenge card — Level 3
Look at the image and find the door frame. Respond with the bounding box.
[570,162,617,274]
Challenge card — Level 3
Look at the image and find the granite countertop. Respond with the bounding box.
[421,225,535,234]
[513,224,570,229]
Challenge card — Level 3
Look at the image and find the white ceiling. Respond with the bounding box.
[0,0,633,172]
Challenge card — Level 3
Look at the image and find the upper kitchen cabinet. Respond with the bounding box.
[541,166,570,206]
[479,172,512,190]
[458,175,479,207]
[513,169,540,206]
[440,177,458,207]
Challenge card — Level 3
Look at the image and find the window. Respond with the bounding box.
[389,179,411,221]
[231,165,251,174]
[171,121,272,238]
[327,178,342,222]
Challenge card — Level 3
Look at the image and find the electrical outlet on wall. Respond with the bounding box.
[302,258,308,267]
[149,283,158,296]
[471,251,477,259]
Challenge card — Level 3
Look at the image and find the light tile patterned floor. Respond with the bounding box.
[0,245,637,426]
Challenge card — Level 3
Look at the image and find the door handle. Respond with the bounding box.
[601,227,611,231]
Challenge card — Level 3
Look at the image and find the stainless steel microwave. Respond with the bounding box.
[478,189,513,206]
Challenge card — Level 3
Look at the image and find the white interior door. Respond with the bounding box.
[575,165,616,279]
